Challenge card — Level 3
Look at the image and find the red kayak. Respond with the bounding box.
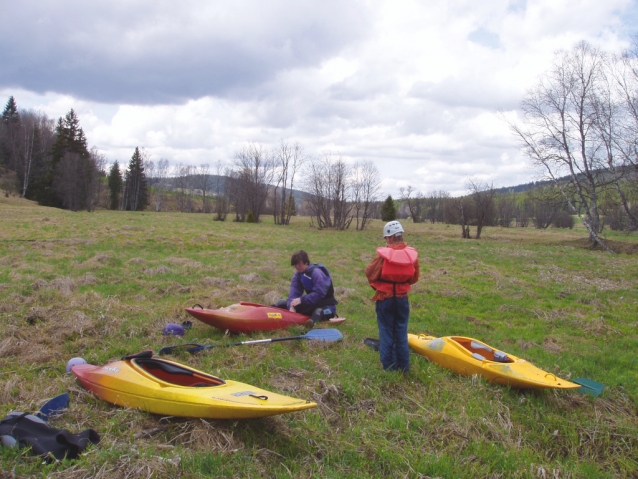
[185,302,346,334]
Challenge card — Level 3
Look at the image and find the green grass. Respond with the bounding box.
[0,196,637,478]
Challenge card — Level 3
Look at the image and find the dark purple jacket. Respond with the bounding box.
[287,264,337,313]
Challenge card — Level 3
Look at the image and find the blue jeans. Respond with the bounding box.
[376,296,410,372]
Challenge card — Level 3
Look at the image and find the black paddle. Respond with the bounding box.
[159,328,344,355]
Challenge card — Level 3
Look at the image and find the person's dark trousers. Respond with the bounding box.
[376,296,410,372]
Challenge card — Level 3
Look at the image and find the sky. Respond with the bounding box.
[1,0,636,196]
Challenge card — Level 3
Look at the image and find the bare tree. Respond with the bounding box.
[173,164,194,213]
[495,194,517,227]
[527,184,565,229]
[88,148,107,210]
[18,110,55,198]
[303,153,353,230]
[145,159,156,208]
[272,140,306,225]
[399,186,425,223]
[607,43,638,230]
[196,163,212,213]
[453,196,472,239]
[350,160,380,230]
[213,160,230,221]
[154,158,170,212]
[510,42,614,251]
[467,180,497,239]
[232,143,273,222]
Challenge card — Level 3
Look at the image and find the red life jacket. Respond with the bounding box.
[370,246,418,295]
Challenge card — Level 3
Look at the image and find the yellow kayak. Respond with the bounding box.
[408,334,581,390]
[72,351,317,419]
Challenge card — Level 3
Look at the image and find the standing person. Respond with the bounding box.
[365,221,419,372]
[274,250,338,328]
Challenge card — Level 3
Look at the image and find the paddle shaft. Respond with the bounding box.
[209,335,306,349]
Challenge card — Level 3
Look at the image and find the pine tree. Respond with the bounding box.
[381,195,396,221]
[122,147,148,211]
[32,109,93,209]
[1,96,19,124]
[108,161,123,210]
[0,96,21,170]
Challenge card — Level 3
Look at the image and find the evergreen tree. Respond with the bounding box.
[381,195,396,221]
[0,96,21,170]
[121,147,148,211]
[31,109,94,210]
[108,161,123,210]
[1,96,19,124]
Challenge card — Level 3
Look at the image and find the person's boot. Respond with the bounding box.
[304,308,323,328]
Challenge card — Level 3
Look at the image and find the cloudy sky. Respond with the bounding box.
[2,1,636,195]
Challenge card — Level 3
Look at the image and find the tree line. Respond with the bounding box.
[104,141,382,231]
[0,92,617,236]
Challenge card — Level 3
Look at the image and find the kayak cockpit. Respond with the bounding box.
[132,358,226,387]
[451,337,514,363]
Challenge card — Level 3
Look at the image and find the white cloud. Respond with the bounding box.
[1,0,635,196]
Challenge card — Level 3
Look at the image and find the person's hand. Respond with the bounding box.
[289,298,301,311]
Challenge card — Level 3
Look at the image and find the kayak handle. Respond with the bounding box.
[249,395,268,400]
[544,373,557,381]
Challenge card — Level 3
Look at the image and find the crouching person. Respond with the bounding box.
[274,250,338,328]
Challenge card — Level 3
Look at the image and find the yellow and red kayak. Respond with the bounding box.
[72,352,317,419]
[186,302,346,333]
[408,334,581,390]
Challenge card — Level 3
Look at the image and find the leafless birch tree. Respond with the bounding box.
[350,160,380,230]
[510,42,614,251]
[232,143,274,222]
[272,140,306,225]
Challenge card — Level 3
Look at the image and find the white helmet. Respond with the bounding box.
[383,221,404,237]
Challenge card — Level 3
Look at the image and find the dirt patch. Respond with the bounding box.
[517,340,539,350]
[559,237,638,254]
[542,337,563,354]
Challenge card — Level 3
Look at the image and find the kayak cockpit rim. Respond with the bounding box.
[131,358,226,388]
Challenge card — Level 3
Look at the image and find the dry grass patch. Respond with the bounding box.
[77,274,99,286]
[542,337,564,353]
[583,318,621,336]
[80,254,111,269]
[127,258,148,265]
[50,277,79,295]
[239,272,261,283]
[143,266,172,275]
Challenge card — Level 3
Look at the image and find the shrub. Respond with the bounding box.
[552,211,574,229]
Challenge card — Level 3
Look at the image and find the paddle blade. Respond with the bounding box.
[573,378,604,397]
[303,329,343,342]
[36,392,70,421]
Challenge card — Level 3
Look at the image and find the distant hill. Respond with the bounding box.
[151,174,306,204]
[494,179,553,195]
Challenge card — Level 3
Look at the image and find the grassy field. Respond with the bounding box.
[0,195,637,478]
